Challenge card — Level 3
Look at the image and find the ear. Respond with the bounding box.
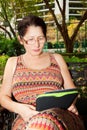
[17,35,24,45]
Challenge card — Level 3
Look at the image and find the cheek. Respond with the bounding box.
[23,45,30,52]
[41,43,45,48]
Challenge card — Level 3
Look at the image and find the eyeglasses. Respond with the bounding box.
[22,36,45,45]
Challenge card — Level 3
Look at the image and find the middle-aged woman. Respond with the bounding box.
[0,14,85,130]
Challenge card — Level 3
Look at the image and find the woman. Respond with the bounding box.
[0,14,85,130]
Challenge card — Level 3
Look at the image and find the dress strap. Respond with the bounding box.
[49,53,60,68]
[15,55,24,69]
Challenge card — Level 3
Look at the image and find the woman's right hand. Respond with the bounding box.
[17,103,39,122]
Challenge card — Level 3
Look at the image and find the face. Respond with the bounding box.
[20,26,46,56]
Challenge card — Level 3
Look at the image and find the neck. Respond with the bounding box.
[24,52,44,59]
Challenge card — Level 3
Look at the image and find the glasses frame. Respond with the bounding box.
[21,36,46,45]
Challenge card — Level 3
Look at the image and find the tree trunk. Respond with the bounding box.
[60,26,74,53]
[62,32,74,53]
[65,41,74,53]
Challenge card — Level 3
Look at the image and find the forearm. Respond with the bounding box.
[0,95,21,114]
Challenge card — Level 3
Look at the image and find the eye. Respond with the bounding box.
[39,36,45,40]
[28,38,34,41]
[27,38,34,44]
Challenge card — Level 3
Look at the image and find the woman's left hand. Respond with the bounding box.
[68,104,78,115]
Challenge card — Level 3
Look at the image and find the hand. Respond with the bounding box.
[68,104,78,115]
[17,103,39,122]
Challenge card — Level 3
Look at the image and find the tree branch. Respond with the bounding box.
[0,0,16,38]
[55,0,63,14]
[43,0,62,34]
[62,0,66,20]
[0,25,12,39]
[71,10,87,42]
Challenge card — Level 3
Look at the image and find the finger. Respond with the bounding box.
[73,108,79,115]
[70,107,78,115]
[29,105,36,110]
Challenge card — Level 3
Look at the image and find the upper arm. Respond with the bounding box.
[53,53,76,89]
[0,57,17,97]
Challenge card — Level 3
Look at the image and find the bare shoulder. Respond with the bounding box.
[6,56,17,66]
[53,53,65,63]
[7,56,17,63]
[52,53,68,69]
[2,56,18,90]
[4,56,18,74]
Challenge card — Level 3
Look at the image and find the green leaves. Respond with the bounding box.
[0,55,9,76]
[64,56,87,63]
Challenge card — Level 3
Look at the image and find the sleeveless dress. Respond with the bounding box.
[11,53,85,130]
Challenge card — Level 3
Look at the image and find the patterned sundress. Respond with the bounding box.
[11,53,85,130]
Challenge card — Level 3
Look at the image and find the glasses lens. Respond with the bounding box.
[22,36,45,45]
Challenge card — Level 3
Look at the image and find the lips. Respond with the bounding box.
[33,48,40,52]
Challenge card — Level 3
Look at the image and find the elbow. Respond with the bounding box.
[0,93,10,108]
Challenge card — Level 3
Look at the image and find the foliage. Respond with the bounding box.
[63,55,87,98]
[14,0,40,18]
[0,0,16,38]
[64,56,87,63]
[0,32,5,39]
[78,86,87,98]
[68,19,79,38]
[0,0,41,39]
[0,55,9,67]
[0,38,25,56]
[0,55,9,75]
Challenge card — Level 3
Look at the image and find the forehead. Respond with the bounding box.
[25,26,44,37]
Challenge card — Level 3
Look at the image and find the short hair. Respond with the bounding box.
[17,14,47,37]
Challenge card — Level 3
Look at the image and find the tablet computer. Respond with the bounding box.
[36,88,78,111]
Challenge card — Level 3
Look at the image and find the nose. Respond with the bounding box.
[34,38,40,47]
